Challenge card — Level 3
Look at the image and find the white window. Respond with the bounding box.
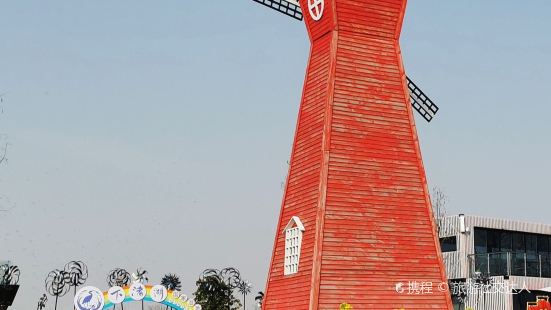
[284,216,305,276]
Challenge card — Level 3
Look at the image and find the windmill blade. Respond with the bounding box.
[406,76,439,122]
[252,0,303,21]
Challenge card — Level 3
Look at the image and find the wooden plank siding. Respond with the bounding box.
[263,31,335,310]
[264,1,452,309]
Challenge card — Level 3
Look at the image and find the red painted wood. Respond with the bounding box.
[264,1,452,309]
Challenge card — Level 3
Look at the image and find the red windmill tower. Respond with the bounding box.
[252,0,452,309]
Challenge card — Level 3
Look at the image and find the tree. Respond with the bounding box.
[194,274,241,310]
[431,186,448,233]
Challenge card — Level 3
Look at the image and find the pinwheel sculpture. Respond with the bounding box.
[202,268,241,293]
[107,268,131,310]
[161,274,182,310]
[254,291,264,310]
[0,265,19,286]
[132,268,149,284]
[199,269,225,292]
[0,264,20,310]
[131,268,149,310]
[45,269,70,310]
[161,273,182,291]
[218,268,241,289]
[36,294,47,310]
[107,268,131,287]
[64,261,89,297]
[236,280,252,310]
[200,268,242,309]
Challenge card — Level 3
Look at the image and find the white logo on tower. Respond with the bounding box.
[308,0,324,21]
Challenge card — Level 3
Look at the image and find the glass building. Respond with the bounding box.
[439,214,551,310]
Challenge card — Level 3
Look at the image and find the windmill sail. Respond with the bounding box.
[406,76,439,122]
[252,0,303,21]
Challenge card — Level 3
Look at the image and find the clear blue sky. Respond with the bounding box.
[1,1,550,309]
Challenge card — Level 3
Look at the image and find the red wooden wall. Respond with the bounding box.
[264,1,453,309]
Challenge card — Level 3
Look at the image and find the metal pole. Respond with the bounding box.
[507,252,511,276]
[540,254,542,278]
[524,253,527,277]
[487,253,490,275]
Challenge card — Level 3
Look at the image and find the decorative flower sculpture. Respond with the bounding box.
[107,268,131,287]
[237,280,252,295]
[161,273,182,291]
[37,293,48,310]
[201,267,242,289]
[237,280,252,310]
[132,268,148,284]
[45,269,70,310]
[0,264,20,285]
[219,267,241,289]
[254,291,264,308]
[64,261,88,294]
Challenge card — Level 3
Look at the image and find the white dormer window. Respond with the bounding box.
[284,216,305,276]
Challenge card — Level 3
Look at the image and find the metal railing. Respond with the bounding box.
[468,252,551,278]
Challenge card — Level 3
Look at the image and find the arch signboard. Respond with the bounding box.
[74,285,201,310]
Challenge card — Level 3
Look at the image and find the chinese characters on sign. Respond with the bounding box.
[150,284,168,302]
[129,282,146,300]
[395,278,532,304]
[107,286,125,304]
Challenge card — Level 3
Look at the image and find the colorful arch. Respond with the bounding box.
[102,285,199,310]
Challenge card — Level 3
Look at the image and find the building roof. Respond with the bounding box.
[441,214,551,237]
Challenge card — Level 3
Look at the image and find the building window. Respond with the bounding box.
[537,235,550,254]
[473,228,551,278]
[526,234,539,277]
[539,236,551,278]
[440,236,457,252]
[526,234,538,254]
[474,228,487,254]
[512,232,524,252]
[500,231,512,252]
[487,229,500,253]
[284,216,305,276]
